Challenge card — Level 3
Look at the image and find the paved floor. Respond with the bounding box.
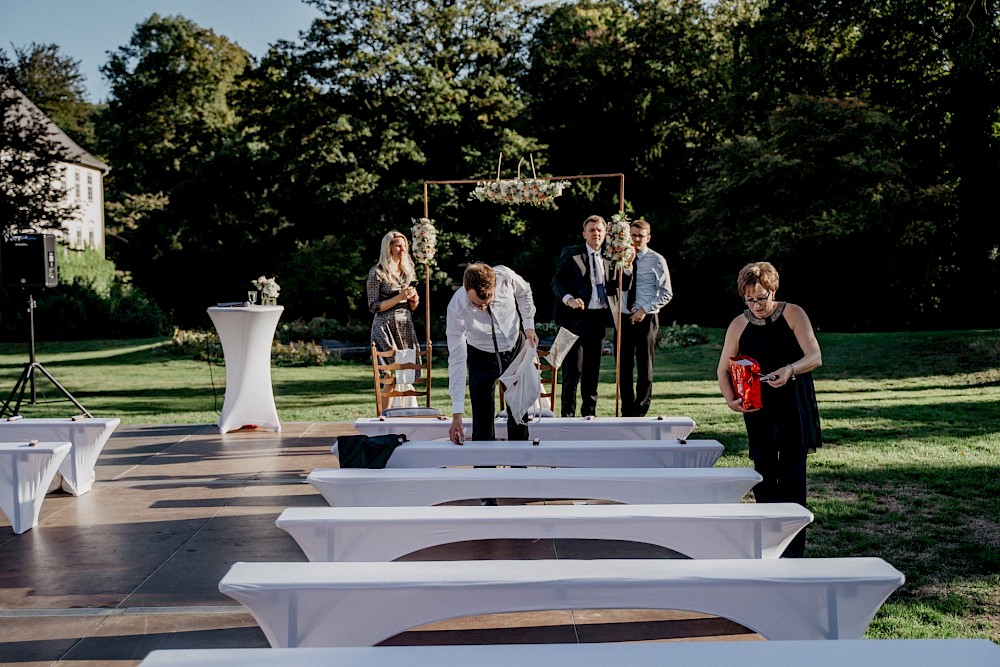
[0,423,757,666]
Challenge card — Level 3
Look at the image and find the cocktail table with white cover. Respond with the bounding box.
[138,639,1000,667]
[0,417,120,495]
[342,439,724,469]
[0,441,71,534]
[353,416,696,442]
[277,503,814,561]
[218,557,905,647]
[207,305,283,434]
[307,467,762,506]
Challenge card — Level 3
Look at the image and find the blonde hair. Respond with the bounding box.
[376,230,416,285]
[737,261,780,297]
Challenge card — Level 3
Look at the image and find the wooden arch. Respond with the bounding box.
[419,172,629,416]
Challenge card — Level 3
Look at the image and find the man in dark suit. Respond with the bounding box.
[551,214,631,417]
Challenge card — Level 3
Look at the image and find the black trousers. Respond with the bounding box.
[620,312,658,417]
[560,308,608,417]
[467,342,529,441]
[750,442,808,558]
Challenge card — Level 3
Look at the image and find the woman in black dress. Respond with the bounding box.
[717,261,822,557]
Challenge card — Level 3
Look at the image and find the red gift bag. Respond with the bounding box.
[729,355,763,410]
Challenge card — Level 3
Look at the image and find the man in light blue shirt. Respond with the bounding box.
[621,219,673,416]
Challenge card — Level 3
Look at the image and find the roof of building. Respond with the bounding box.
[2,76,110,173]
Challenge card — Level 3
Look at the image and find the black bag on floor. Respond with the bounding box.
[335,433,408,469]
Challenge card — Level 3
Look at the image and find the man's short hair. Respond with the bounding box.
[582,214,606,229]
[463,262,496,299]
[630,219,651,234]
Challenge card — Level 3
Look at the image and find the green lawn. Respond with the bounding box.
[1,329,998,641]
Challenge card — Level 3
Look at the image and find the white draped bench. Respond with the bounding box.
[346,439,724,469]
[277,503,813,561]
[306,467,762,506]
[219,558,905,647]
[353,416,696,442]
[0,417,120,495]
[0,441,71,534]
[139,640,1000,667]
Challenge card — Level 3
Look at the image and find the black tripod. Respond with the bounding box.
[0,294,91,418]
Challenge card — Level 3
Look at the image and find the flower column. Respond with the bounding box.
[411,217,437,409]
[604,213,636,417]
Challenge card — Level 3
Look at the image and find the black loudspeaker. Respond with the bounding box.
[2,233,58,288]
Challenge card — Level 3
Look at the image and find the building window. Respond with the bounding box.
[89,230,95,248]
[74,171,81,200]
[76,229,82,248]
[87,173,93,202]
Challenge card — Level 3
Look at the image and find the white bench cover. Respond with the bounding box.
[219,558,905,647]
[307,467,762,506]
[350,439,724,469]
[0,441,71,534]
[0,417,120,495]
[353,416,696,442]
[276,503,813,561]
[139,640,1000,667]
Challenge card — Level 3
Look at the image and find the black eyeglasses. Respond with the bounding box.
[743,292,771,305]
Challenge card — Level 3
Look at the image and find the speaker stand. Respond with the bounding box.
[0,294,92,419]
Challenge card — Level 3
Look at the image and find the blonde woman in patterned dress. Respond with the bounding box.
[368,230,421,412]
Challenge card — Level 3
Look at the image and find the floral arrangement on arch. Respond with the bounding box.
[469,178,570,207]
[411,217,438,265]
[468,153,570,207]
[252,275,280,302]
[602,212,635,267]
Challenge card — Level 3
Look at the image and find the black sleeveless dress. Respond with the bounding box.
[738,302,822,461]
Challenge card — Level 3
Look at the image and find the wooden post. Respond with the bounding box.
[422,183,432,408]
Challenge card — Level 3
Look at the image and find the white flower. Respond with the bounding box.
[468,178,570,207]
[603,213,635,266]
[251,275,280,298]
[411,217,438,264]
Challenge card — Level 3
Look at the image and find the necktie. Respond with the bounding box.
[627,254,637,310]
[487,305,503,372]
[591,252,607,306]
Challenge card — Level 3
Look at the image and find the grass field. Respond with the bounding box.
[1,328,998,641]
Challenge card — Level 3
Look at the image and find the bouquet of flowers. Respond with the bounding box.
[469,178,570,207]
[411,218,438,265]
[602,212,635,266]
[252,275,280,303]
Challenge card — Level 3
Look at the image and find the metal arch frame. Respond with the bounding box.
[420,172,627,416]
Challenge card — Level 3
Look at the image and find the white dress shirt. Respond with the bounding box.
[446,266,536,415]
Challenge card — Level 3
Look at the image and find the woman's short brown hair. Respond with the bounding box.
[463,262,496,299]
[737,261,779,297]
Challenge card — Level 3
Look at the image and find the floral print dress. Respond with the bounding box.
[367,266,421,374]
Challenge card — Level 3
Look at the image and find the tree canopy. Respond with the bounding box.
[78,0,1000,330]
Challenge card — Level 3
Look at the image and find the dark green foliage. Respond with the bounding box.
[88,0,999,332]
[9,42,98,150]
[0,54,79,236]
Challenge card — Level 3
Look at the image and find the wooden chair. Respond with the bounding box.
[370,344,441,418]
[499,349,558,417]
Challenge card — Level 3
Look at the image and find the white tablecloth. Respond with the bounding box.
[307,467,762,506]
[353,416,696,441]
[139,640,1000,667]
[0,417,120,495]
[207,306,282,434]
[364,439,723,469]
[276,502,813,561]
[218,557,904,647]
[0,441,70,534]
